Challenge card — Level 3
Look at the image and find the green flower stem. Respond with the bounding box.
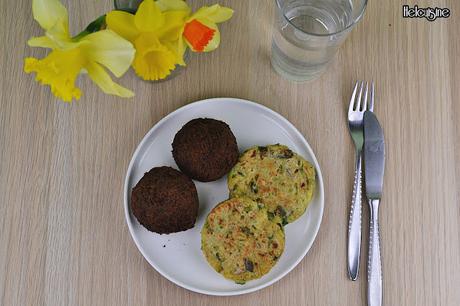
[72,15,106,41]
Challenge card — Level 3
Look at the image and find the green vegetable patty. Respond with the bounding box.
[201,197,285,283]
[228,144,316,224]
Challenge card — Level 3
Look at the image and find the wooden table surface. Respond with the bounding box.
[1,0,459,305]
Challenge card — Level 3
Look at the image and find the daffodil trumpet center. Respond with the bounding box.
[25,48,85,102]
[183,20,216,52]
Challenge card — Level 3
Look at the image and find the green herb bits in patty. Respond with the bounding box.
[201,198,285,284]
[228,144,316,224]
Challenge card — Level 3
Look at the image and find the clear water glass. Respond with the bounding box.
[271,0,368,81]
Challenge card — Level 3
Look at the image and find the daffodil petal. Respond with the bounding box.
[201,20,220,52]
[32,0,69,36]
[106,10,140,42]
[177,34,187,66]
[190,4,233,24]
[163,40,185,66]
[28,36,59,49]
[86,62,134,98]
[80,30,135,77]
[134,0,165,32]
[157,10,190,41]
[132,33,177,81]
[156,0,190,12]
[45,21,72,46]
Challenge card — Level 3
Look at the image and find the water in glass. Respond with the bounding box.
[271,0,356,81]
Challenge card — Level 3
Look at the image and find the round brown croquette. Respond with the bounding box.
[131,166,199,234]
[172,118,239,182]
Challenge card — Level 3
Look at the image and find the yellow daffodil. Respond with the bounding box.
[181,4,233,53]
[24,0,135,102]
[106,0,233,81]
[157,1,233,59]
[106,0,190,80]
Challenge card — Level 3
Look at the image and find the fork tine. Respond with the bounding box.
[348,81,359,114]
[362,82,368,111]
[369,82,375,112]
[355,81,364,111]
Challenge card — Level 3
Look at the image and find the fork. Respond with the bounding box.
[347,81,375,280]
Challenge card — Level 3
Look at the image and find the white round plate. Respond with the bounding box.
[124,98,324,296]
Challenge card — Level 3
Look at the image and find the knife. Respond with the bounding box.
[364,111,385,306]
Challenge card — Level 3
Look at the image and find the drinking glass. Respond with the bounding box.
[114,0,142,13]
[271,0,368,81]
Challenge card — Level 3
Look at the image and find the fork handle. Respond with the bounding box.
[347,152,362,280]
[367,199,383,306]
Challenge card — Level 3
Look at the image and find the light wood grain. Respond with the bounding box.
[1,0,459,305]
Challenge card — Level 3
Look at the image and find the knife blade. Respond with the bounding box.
[364,110,385,306]
[364,111,385,199]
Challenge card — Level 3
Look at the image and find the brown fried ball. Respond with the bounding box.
[131,166,199,234]
[172,118,239,182]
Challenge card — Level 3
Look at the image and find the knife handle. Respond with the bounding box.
[367,199,383,306]
[347,153,362,280]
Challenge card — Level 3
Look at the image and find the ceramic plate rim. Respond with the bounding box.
[123,97,324,296]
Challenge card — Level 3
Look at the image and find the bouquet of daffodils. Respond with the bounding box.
[24,0,233,102]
